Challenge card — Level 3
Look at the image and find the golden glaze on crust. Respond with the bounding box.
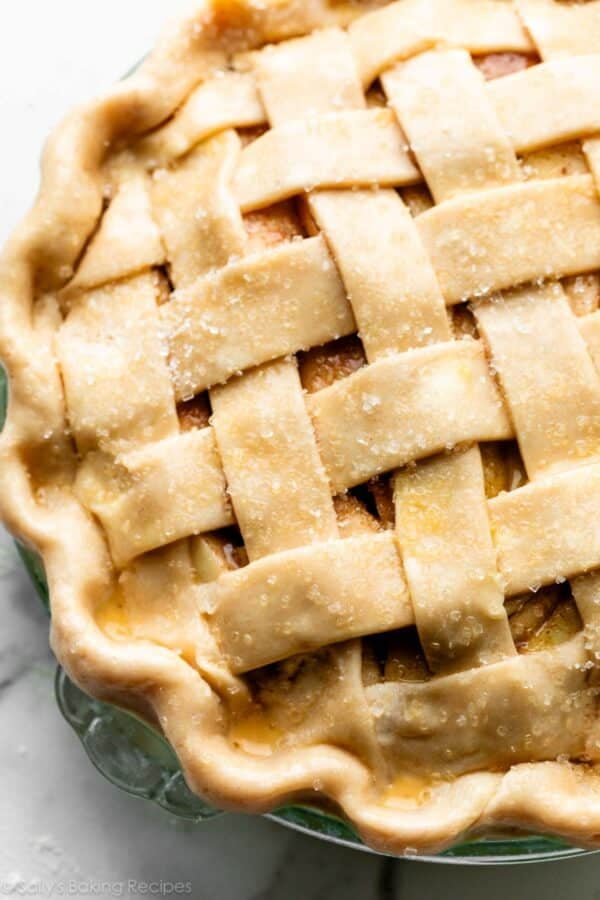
[4,0,600,856]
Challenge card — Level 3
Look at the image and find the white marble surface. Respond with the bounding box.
[2,3,600,897]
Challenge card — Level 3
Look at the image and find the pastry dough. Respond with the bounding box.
[4,0,600,857]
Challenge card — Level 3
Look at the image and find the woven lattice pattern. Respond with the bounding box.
[6,0,600,853]
[57,0,600,769]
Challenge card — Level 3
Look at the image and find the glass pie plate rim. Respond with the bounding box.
[1,370,596,864]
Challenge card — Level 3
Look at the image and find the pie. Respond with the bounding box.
[4,0,600,856]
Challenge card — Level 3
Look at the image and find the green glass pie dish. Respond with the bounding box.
[1,365,594,865]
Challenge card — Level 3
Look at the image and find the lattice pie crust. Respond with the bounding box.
[5,0,600,854]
